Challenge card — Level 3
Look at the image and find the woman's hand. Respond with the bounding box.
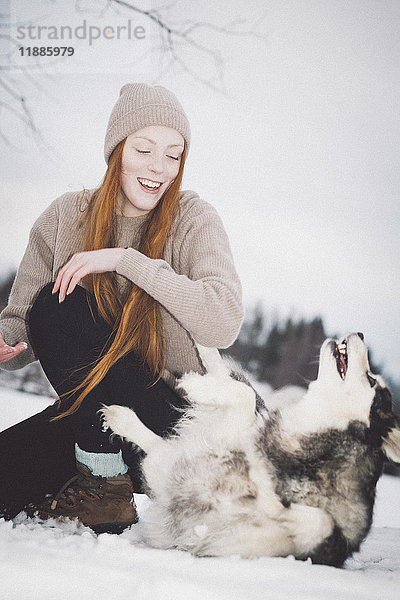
[0,332,27,364]
[52,248,126,302]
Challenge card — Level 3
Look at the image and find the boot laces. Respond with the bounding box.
[50,471,105,510]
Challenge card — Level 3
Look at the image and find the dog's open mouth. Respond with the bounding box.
[333,341,348,380]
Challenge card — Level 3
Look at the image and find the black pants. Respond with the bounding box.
[0,283,185,518]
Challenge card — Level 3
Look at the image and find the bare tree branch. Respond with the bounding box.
[110,0,267,93]
[0,1,268,150]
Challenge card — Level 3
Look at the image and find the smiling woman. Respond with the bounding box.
[119,126,185,216]
[0,83,243,534]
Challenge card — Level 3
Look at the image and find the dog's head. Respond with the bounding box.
[307,332,400,463]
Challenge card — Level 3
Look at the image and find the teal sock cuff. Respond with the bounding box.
[75,444,128,477]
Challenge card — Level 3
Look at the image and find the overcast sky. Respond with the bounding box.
[1,0,399,382]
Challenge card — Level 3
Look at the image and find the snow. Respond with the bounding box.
[0,386,399,600]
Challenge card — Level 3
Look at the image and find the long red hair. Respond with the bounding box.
[52,138,186,420]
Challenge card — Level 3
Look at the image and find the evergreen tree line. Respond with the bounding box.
[225,305,328,389]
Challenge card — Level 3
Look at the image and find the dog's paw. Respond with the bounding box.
[178,371,256,415]
[279,504,334,554]
[178,371,221,406]
[99,405,134,439]
[99,405,162,452]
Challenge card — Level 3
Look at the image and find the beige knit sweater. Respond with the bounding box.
[0,189,243,385]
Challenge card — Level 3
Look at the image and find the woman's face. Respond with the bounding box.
[119,125,185,217]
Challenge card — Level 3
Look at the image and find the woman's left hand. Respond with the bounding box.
[53,248,125,302]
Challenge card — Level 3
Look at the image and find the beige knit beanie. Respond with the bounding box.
[104,83,191,163]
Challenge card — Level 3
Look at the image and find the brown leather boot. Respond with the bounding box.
[27,462,137,534]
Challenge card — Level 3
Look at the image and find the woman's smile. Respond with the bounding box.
[137,177,163,192]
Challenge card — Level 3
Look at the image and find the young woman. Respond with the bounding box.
[0,83,243,533]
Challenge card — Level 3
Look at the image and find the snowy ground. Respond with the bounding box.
[0,387,399,600]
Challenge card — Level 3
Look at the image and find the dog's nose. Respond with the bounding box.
[357,332,364,341]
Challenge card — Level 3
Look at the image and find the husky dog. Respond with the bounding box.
[101,333,400,567]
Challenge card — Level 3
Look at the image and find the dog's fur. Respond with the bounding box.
[101,333,400,567]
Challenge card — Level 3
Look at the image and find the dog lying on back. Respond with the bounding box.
[101,333,400,567]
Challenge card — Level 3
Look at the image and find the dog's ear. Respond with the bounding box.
[382,426,400,463]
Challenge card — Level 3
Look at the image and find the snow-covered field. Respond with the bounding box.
[0,387,399,600]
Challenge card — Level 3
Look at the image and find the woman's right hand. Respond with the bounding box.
[0,332,27,364]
